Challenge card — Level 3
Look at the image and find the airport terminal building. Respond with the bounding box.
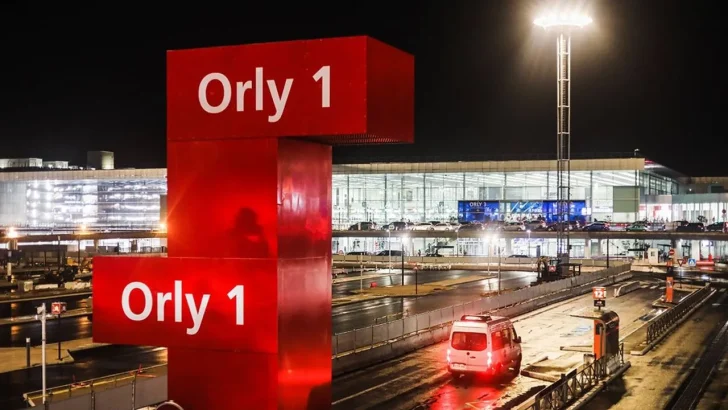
[1,153,726,232]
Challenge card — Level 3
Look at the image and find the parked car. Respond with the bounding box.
[348,222,378,231]
[411,222,436,231]
[676,222,705,232]
[525,220,547,231]
[433,222,455,231]
[383,221,409,231]
[457,222,484,231]
[626,222,649,232]
[503,221,526,232]
[706,222,727,232]
[583,222,610,232]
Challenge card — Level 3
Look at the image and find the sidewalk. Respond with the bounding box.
[0,337,100,374]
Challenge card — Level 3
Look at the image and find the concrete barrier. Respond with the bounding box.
[614,281,641,297]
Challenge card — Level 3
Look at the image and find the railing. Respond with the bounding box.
[332,263,631,357]
[646,285,712,344]
[24,364,167,409]
[523,343,625,410]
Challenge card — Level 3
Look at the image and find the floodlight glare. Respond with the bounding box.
[534,12,592,29]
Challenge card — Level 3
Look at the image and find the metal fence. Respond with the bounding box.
[24,364,167,409]
[646,285,712,344]
[523,343,625,410]
[332,263,631,357]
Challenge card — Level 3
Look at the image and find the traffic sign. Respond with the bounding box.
[51,302,66,315]
[593,286,607,308]
[688,258,697,267]
[669,248,675,256]
[592,286,607,300]
[678,259,684,267]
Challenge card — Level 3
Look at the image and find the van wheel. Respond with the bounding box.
[513,356,522,375]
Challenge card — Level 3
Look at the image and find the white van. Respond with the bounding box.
[447,315,522,376]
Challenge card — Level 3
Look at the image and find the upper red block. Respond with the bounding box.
[167,36,414,144]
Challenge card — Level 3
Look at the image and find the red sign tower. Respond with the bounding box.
[93,36,414,409]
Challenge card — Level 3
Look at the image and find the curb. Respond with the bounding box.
[520,369,561,382]
[630,288,716,356]
[68,343,111,354]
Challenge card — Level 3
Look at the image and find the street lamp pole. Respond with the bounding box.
[535,11,592,267]
[387,228,392,270]
[401,236,407,287]
[527,229,532,257]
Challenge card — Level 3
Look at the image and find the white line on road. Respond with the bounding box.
[332,369,448,406]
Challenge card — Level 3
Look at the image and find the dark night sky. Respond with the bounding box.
[1,1,726,175]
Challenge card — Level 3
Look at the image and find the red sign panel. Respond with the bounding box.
[93,257,277,352]
[167,36,414,144]
[592,286,607,300]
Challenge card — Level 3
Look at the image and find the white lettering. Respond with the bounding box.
[266,79,293,123]
[185,293,210,335]
[122,282,153,322]
[236,81,253,111]
[198,73,231,114]
[156,292,172,322]
[227,285,244,325]
[313,65,330,108]
[174,280,182,322]
[255,67,264,111]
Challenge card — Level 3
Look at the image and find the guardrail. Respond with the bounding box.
[24,364,167,409]
[646,285,712,344]
[332,262,631,357]
[332,254,617,267]
[521,343,625,410]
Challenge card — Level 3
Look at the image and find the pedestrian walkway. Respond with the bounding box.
[0,337,102,374]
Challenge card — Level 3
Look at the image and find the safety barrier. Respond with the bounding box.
[519,343,625,410]
[646,285,712,344]
[614,281,641,297]
[332,263,631,358]
[332,254,614,267]
[24,365,167,409]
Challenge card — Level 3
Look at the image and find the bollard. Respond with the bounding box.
[26,337,31,368]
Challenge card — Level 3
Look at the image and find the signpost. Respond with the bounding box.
[51,301,67,360]
[93,36,414,410]
[593,286,607,309]
[35,304,47,404]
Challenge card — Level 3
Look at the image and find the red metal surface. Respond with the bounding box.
[93,257,278,351]
[167,36,413,144]
[93,36,413,409]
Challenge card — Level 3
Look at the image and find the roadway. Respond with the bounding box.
[331,279,670,410]
[0,270,533,346]
[333,270,535,334]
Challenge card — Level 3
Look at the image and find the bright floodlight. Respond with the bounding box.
[534,12,592,28]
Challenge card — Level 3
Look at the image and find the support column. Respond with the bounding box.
[583,239,592,259]
[167,138,332,409]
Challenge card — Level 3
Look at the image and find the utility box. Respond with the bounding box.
[17,280,33,293]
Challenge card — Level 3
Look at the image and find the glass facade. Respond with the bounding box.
[0,169,166,229]
[1,158,713,231]
[333,166,643,229]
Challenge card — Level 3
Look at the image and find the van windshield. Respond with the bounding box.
[451,332,487,351]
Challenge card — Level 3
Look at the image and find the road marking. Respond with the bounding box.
[331,374,408,406]
[720,288,726,293]
[650,285,658,289]
[332,369,448,406]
